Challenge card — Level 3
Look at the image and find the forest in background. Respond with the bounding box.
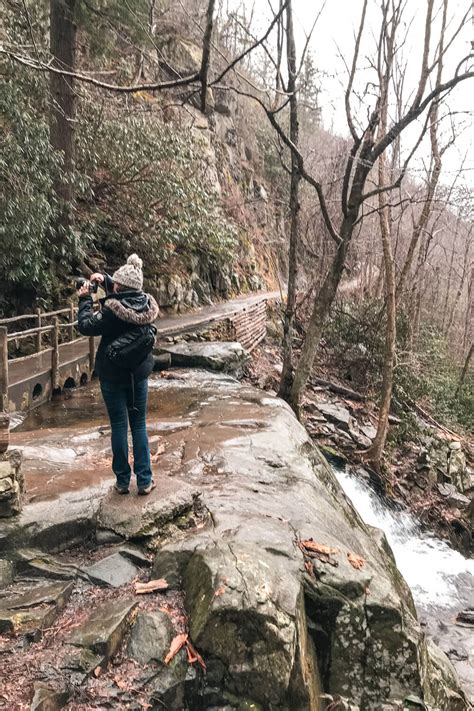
[1,0,473,457]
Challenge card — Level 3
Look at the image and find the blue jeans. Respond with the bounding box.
[100,378,153,490]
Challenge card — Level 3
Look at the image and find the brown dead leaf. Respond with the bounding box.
[114,676,127,690]
[93,666,102,678]
[186,640,207,671]
[213,586,226,598]
[300,539,339,556]
[134,578,169,594]
[164,633,188,664]
[347,551,366,569]
[151,443,166,462]
[304,560,314,576]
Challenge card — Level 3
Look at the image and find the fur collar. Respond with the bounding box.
[105,294,159,325]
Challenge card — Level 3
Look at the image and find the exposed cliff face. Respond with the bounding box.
[143,35,284,313]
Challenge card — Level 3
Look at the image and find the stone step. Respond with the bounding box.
[67,598,137,659]
[0,581,73,635]
[83,552,139,588]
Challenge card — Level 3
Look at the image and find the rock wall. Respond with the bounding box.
[0,449,23,518]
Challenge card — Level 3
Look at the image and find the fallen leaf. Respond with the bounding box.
[186,640,207,670]
[151,443,166,462]
[213,586,226,598]
[347,551,366,569]
[300,539,339,556]
[135,579,169,594]
[93,666,102,678]
[114,676,127,690]
[304,560,314,576]
[164,633,188,664]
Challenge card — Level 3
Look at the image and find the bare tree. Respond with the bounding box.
[250,0,474,415]
[364,0,400,471]
[278,0,301,400]
[49,0,77,230]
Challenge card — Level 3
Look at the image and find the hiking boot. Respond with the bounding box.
[114,484,130,495]
[138,480,156,496]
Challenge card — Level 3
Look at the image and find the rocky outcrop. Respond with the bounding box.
[0,448,23,517]
[0,370,470,709]
[156,341,250,374]
[103,371,467,709]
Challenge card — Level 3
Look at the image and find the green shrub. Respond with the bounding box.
[325,300,473,436]
[0,75,83,310]
[76,102,238,274]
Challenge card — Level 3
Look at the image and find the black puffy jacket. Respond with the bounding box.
[78,289,160,384]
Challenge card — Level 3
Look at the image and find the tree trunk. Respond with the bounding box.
[288,233,349,414]
[366,155,397,470]
[278,0,300,401]
[200,0,216,113]
[49,0,77,230]
[454,343,473,398]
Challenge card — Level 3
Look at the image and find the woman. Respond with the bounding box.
[77,254,159,495]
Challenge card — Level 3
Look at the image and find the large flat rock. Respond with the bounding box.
[97,476,201,540]
[83,552,138,587]
[145,372,468,710]
[156,341,250,373]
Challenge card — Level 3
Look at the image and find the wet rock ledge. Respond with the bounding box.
[0,370,469,710]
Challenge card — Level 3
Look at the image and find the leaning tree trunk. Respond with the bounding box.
[49,0,77,230]
[366,153,397,471]
[288,232,349,415]
[454,343,473,399]
[278,0,301,401]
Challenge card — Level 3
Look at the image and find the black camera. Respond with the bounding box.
[76,277,99,294]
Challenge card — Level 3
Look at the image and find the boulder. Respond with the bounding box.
[0,581,73,634]
[83,552,139,588]
[317,402,352,431]
[156,341,250,374]
[126,610,174,664]
[0,449,23,517]
[142,372,468,710]
[30,683,69,711]
[67,598,137,659]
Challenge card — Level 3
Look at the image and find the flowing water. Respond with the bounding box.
[336,469,474,701]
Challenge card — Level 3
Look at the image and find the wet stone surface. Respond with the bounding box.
[0,369,471,709]
[83,552,139,588]
[67,598,137,658]
[0,581,73,634]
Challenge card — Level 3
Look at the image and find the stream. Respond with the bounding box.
[336,469,474,702]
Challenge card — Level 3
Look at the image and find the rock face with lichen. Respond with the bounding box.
[0,449,23,518]
[136,372,468,710]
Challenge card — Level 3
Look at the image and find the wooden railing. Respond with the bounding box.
[0,304,95,427]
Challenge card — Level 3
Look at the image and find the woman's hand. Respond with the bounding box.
[77,283,90,298]
[90,273,104,283]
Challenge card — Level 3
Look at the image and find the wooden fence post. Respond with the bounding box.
[51,317,60,390]
[36,308,42,352]
[0,328,9,452]
[69,302,75,341]
[89,336,95,373]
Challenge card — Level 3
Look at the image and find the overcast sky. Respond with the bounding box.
[226,0,474,190]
